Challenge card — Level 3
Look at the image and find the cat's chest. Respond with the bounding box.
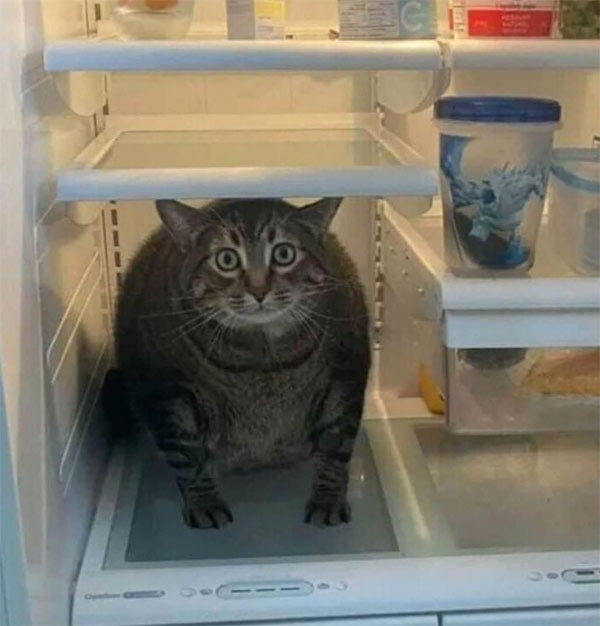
[217,367,328,470]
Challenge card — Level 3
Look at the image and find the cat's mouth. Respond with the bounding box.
[230,306,288,325]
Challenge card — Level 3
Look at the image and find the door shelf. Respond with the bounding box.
[383,205,600,348]
[55,114,439,201]
[44,36,443,72]
[441,39,600,70]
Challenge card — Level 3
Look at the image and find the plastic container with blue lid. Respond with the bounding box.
[434,97,561,124]
[435,96,561,276]
[548,148,600,276]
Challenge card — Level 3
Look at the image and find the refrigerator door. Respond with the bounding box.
[0,361,31,625]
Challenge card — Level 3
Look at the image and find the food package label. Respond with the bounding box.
[338,0,437,38]
[452,0,556,37]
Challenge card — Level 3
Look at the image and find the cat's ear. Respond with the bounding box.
[156,200,210,250]
[298,197,343,233]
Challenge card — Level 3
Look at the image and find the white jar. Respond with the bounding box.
[110,0,195,40]
[435,97,561,276]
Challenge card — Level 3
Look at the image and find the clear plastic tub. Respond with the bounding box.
[548,148,600,275]
[110,0,195,40]
[435,97,561,276]
[448,347,600,434]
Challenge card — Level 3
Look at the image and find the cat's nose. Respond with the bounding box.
[245,271,269,303]
[249,286,268,303]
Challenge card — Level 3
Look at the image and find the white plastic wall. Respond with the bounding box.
[0,0,109,624]
[109,71,373,115]
[106,0,368,116]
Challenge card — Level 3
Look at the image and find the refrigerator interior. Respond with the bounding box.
[0,1,599,625]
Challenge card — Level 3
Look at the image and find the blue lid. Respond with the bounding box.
[435,97,561,123]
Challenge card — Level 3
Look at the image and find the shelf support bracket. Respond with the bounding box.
[51,71,107,118]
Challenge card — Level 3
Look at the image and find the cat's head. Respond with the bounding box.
[156,198,342,327]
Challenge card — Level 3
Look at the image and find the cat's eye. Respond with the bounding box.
[215,248,241,272]
[271,243,297,267]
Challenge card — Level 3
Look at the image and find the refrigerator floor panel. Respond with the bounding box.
[104,431,399,568]
[72,418,600,625]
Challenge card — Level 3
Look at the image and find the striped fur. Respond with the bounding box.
[114,198,370,528]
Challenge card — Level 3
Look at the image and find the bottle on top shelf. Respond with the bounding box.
[110,0,195,40]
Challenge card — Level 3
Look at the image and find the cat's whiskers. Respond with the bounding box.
[159,307,221,341]
[297,303,367,322]
[302,310,327,340]
[289,307,322,345]
[301,285,339,298]
[176,309,224,339]
[170,294,201,302]
[204,316,231,360]
[139,307,201,320]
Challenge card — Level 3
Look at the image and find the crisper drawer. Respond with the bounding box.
[442,606,600,625]
[445,347,599,434]
[381,204,600,435]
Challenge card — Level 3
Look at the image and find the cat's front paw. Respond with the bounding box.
[182,498,233,530]
[304,496,351,527]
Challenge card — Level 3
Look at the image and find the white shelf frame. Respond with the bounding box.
[441,39,600,70]
[45,37,443,72]
[44,36,600,73]
[56,113,439,202]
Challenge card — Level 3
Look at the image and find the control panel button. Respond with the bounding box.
[180,588,196,598]
[200,588,213,596]
[562,568,600,583]
[217,580,313,599]
[334,581,348,590]
[317,583,330,590]
[527,572,543,581]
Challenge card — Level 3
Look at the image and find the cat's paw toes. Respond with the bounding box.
[304,497,351,527]
[182,500,233,529]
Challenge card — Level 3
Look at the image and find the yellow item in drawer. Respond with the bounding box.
[418,363,446,415]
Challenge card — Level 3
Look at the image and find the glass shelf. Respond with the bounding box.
[97,129,398,170]
[57,118,438,201]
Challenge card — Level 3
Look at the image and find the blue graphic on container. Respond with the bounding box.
[440,134,548,268]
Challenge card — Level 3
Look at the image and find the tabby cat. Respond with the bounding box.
[110,197,370,529]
